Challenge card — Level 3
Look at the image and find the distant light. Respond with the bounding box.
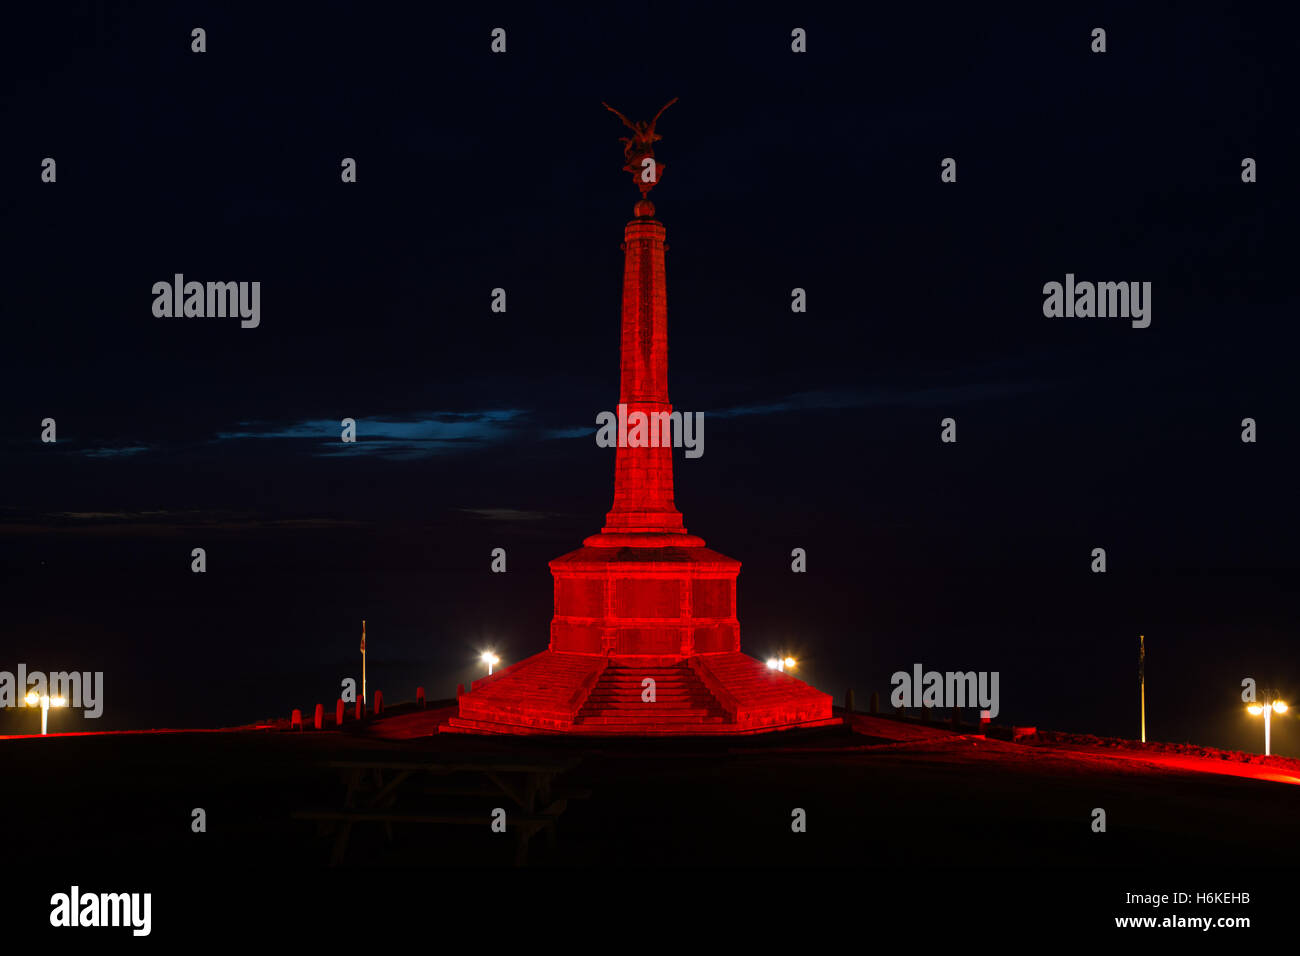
[784,657,797,670]
[25,693,66,735]
[1247,699,1286,755]
[766,659,780,670]
[481,651,500,675]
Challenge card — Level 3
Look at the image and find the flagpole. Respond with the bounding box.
[1139,633,1145,743]
[362,619,367,707]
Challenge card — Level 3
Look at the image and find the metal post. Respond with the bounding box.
[1139,633,1146,743]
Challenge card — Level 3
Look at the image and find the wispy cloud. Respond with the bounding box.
[458,508,553,522]
[216,410,530,460]
[714,382,1052,418]
[541,381,1055,437]
[0,510,370,536]
[545,426,594,440]
[80,445,151,458]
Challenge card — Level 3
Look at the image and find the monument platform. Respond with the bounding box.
[444,650,836,735]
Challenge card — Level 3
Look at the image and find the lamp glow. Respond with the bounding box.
[481,651,500,676]
[1247,700,1288,755]
[26,693,67,735]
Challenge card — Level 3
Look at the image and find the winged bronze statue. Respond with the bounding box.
[602,97,678,166]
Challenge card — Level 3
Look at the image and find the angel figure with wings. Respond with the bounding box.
[602,97,678,189]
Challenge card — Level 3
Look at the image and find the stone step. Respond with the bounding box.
[575,660,729,724]
[586,687,709,695]
[583,703,722,713]
[596,675,697,682]
[596,678,698,685]
[584,695,717,703]
[578,707,722,716]
[575,715,729,724]
[584,688,715,697]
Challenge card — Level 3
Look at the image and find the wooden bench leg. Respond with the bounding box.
[330,822,353,866]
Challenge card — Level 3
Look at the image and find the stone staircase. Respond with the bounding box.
[573,660,729,731]
[442,651,838,736]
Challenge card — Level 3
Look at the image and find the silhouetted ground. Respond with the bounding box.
[4,705,1294,938]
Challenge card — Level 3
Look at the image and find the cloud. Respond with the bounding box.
[215,410,531,460]
[545,426,594,440]
[539,380,1055,436]
[458,508,553,522]
[714,382,1051,418]
[80,445,151,458]
[0,510,370,536]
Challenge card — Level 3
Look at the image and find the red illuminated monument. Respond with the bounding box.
[445,102,833,735]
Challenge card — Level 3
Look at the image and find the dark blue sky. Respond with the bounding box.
[1,2,1296,751]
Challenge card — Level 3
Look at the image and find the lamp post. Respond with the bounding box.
[1247,699,1288,756]
[766,656,797,673]
[360,619,367,707]
[24,692,68,736]
[1139,634,1145,743]
[481,652,500,676]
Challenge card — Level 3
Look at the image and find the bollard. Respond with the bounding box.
[355,699,363,721]
[870,691,880,715]
[314,703,324,730]
[416,686,426,709]
[979,710,991,737]
[374,690,384,716]
[290,708,303,731]
[845,688,855,713]
[336,698,345,726]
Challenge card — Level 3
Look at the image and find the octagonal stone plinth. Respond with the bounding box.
[548,536,740,657]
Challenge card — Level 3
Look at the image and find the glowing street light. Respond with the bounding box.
[766,656,797,673]
[1247,699,1288,755]
[23,692,68,736]
[481,651,500,676]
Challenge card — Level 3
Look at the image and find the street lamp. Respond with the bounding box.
[481,651,500,676]
[1247,699,1288,755]
[23,692,68,736]
[766,656,797,673]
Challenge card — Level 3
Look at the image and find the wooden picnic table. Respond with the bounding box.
[293,754,589,865]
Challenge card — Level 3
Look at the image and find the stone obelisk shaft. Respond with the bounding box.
[603,202,686,535]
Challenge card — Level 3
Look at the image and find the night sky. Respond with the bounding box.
[1,3,1295,753]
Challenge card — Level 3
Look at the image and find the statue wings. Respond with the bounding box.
[650,97,678,127]
[602,97,679,133]
[602,101,637,132]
